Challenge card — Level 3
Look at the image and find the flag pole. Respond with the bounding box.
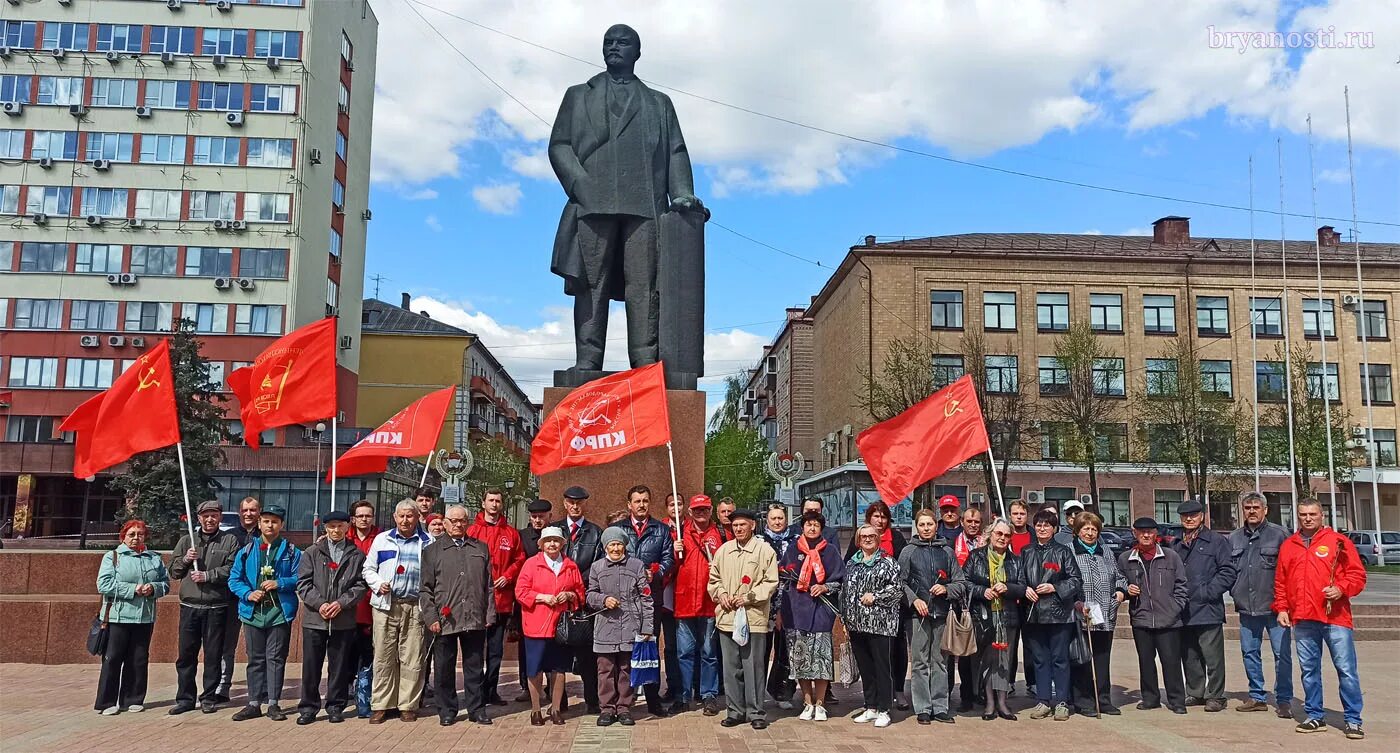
[985,447,1007,520]
[665,441,683,555]
[329,416,338,513]
[175,441,198,569]
[420,451,433,488]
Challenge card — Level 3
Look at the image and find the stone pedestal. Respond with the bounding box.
[538,387,706,522]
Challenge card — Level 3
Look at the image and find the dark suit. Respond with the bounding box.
[549,72,695,369]
[564,517,604,709]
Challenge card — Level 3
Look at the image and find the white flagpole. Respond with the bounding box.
[985,447,1007,520]
[175,441,198,568]
[1277,139,1301,526]
[1248,156,1262,493]
[329,416,338,513]
[1306,115,1341,528]
[420,451,433,488]
[665,441,683,556]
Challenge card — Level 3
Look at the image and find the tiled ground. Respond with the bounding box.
[2,640,1396,753]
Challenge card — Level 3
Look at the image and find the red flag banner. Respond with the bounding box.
[227,317,338,448]
[530,362,672,475]
[855,374,990,505]
[58,338,181,478]
[330,386,456,480]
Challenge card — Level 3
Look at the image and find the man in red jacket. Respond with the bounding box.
[468,488,525,706]
[1273,498,1367,740]
[670,494,726,716]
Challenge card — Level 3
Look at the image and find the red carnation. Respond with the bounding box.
[992,641,1009,651]
[327,562,339,570]
[396,565,406,574]
[741,575,752,585]
[259,543,269,551]
[1044,562,1060,572]
[648,563,660,574]
[641,585,652,597]
[937,569,947,580]
[440,606,452,617]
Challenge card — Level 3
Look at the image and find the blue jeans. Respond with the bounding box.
[1238,613,1293,704]
[675,616,719,701]
[1024,622,1072,705]
[1294,620,1362,726]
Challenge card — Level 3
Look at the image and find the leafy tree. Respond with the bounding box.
[463,437,532,513]
[704,425,772,506]
[1043,320,1122,506]
[1259,343,1353,497]
[961,331,1034,511]
[707,373,747,432]
[856,333,944,507]
[111,319,232,546]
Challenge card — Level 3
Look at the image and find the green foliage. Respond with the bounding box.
[707,374,747,432]
[463,437,531,510]
[704,425,772,506]
[1044,320,1123,504]
[1259,343,1353,497]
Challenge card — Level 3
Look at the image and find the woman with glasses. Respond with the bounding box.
[95,519,170,715]
[966,519,1026,721]
[840,524,903,728]
[1020,509,1083,721]
[846,501,910,709]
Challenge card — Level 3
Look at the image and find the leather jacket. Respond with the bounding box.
[965,546,1028,629]
[1017,539,1083,624]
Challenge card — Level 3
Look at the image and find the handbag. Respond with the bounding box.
[940,594,978,657]
[1070,623,1092,665]
[553,608,594,647]
[834,624,859,686]
[87,550,118,656]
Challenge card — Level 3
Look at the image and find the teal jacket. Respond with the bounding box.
[96,544,170,624]
[228,537,302,623]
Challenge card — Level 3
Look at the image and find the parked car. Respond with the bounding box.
[1104,524,1182,546]
[1344,530,1400,566]
[1098,528,1127,556]
[220,511,241,532]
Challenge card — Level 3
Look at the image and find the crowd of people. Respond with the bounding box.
[91,486,1368,740]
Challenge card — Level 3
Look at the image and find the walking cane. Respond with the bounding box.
[1082,611,1101,719]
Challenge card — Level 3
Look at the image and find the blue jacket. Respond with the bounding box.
[1171,526,1236,626]
[229,537,302,623]
[611,517,675,580]
[778,537,845,633]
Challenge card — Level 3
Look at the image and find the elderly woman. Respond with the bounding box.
[1020,509,1083,722]
[95,519,170,715]
[841,524,903,728]
[899,507,967,725]
[516,526,585,726]
[846,501,910,709]
[1069,511,1127,717]
[588,527,653,727]
[424,513,445,540]
[762,504,799,710]
[966,519,1027,721]
[778,511,845,722]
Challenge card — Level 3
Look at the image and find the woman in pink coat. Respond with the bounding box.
[515,526,585,725]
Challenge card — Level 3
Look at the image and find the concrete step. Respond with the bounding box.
[1111,624,1399,641]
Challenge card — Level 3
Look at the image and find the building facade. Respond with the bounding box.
[740,307,815,457]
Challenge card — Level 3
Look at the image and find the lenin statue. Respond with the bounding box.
[549,24,706,380]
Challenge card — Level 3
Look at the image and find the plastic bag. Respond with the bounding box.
[732,605,750,646]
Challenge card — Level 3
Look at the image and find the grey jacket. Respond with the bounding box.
[1118,546,1189,630]
[587,554,654,654]
[1228,521,1290,616]
[168,528,241,608]
[296,539,368,631]
[419,536,496,635]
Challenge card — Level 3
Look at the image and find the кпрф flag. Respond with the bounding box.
[331,386,456,480]
[855,374,990,505]
[227,317,338,448]
[531,362,671,475]
[59,338,181,478]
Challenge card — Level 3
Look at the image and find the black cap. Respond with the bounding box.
[323,510,351,524]
[730,508,758,522]
[526,499,553,514]
[1177,500,1204,516]
[262,505,286,521]
[563,485,589,500]
[1132,516,1158,530]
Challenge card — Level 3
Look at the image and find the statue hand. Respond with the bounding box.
[670,195,704,212]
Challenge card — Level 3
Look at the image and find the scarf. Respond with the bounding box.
[795,535,827,591]
[988,548,1006,612]
[1079,540,1099,555]
[1135,541,1158,560]
[878,527,894,556]
[1182,526,1201,546]
[852,549,880,567]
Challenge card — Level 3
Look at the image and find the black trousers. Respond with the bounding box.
[436,630,487,718]
[1133,626,1185,709]
[571,644,600,707]
[1181,624,1226,701]
[299,627,356,713]
[947,652,981,705]
[1070,630,1114,711]
[175,605,227,706]
[849,631,893,712]
[890,620,909,695]
[766,628,796,700]
[95,622,153,710]
[484,616,509,701]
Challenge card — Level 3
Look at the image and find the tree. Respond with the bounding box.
[110,319,232,546]
[961,331,1034,510]
[856,333,945,507]
[707,373,747,432]
[704,425,772,506]
[1043,320,1122,505]
[463,437,532,512]
[1259,343,1353,498]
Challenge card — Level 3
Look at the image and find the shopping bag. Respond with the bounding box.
[732,606,750,647]
[629,637,660,687]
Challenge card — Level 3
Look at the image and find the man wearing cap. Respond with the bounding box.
[1118,517,1189,714]
[168,500,242,715]
[421,503,496,727]
[671,494,726,716]
[935,496,963,542]
[1229,491,1293,718]
[228,505,302,721]
[1056,500,1085,547]
[513,499,554,702]
[1171,499,1236,712]
[295,510,368,724]
[708,508,780,729]
[468,488,526,706]
[612,484,675,717]
[561,486,604,714]
[362,500,433,724]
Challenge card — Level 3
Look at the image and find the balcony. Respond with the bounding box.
[469,375,496,400]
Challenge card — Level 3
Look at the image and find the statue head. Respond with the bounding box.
[603,24,641,71]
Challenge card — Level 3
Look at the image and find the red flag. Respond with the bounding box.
[227,317,338,448]
[58,339,181,478]
[330,386,456,480]
[856,375,990,504]
[531,362,671,475]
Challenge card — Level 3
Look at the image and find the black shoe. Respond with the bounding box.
[617,712,634,726]
[668,700,690,715]
[751,719,768,730]
[1296,718,1327,733]
[1184,696,1205,707]
[933,712,955,724]
[469,710,493,725]
[327,708,344,723]
[647,703,669,718]
[720,716,745,728]
[981,713,996,721]
[200,703,218,715]
[1101,705,1121,716]
[296,712,315,725]
[168,704,197,716]
[266,704,287,721]
[998,711,1017,721]
[702,698,721,717]
[917,713,932,725]
[439,715,455,727]
[210,693,231,705]
[1136,702,1161,711]
[487,695,508,707]
[1170,707,1188,715]
[1080,710,1099,718]
[586,703,601,715]
[1344,723,1364,740]
[597,712,616,727]
[231,705,262,722]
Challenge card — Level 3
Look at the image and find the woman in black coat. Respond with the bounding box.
[846,501,910,710]
[1018,509,1082,721]
[965,519,1027,720]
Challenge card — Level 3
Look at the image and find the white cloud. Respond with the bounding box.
[425,214,443,232]
[401,188,440,201]
[1120,226,1154,236]
[471,182,524,215]
[505,148,555,180]
[1317,167,1350,184]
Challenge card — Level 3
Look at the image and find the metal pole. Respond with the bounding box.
[1277,140,1300,527]
[986,448,1008,519]
[313,426,323,530]
[1248,156,1262,493]
[666,441,683,559]
[419,451,433,488]
[175,442,198,571]
[78,476,93,550]
[330,416,338,514]
[1306,115,1341,529]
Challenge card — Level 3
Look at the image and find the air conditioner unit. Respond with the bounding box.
[826,432,836,444]
[236,277,255,290]
[229,220,247,231]
[215,0,233,10]
[91,159,111,171]
[334,206,345,216]
[106,273,122,284]
[1079,494,1095,507]
[1352,426,1367,438]
[130,336,146,348]
[308,147,322,164]
[212,219,230,230]
[1342,294,1359,308]
[337,102,349,114]
[0,46,13,59]
[86,215,105,227]
[361,209,372,221]
[51,48,66,61]
[79,335,100,348]
[225,111,244,127]
[59,0,72,5]
[135,106,153,118]
[126,218,144,229]
[842,424,853,435]
[266,57,281,70]
[345,60,355,72]
[69,104,88,117]
[212,54,228,68]
[106,51,122,63]
[166,0,183,9]
[31,212,48,225]
[337,410,347,423]
[214,277,233,289]
[339,335,353,350]
[160,52,176,65]
[970,492,987,507]
[1026,490,1044,505]
[38,157,54,169]
[119,273,137,285]
[107,335,126,348]
[2,101,21,116]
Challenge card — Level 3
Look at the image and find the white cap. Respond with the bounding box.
[1063,500,1086,513]
[539,526,566,543]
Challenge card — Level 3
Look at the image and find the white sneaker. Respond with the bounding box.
[799,704,815,721]
[126,705,145,713]
[778,699,795,710]
[101,707,120,716]
[874,711,892,728]
[814,705,829,722]
[854,708,878,723]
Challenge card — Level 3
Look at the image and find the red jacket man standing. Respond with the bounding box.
[670,495,726,716]
[468,488,525,706]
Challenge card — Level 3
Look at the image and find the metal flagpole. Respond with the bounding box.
[1277,139,1301,526]
[330,416,338,513]
[313,424,323,531]
[1307,115,1341,528]
[175,442,198,569]
[665,441,683,547]
[1248,156,1262,493]
[420,451,433,488]
[985,448,1007,519]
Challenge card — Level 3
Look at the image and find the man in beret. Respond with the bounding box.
[296,510,368,724]
[513,499,554,701]
[561,486,604,713]
[1118,517,1189,714]
[168,500,242,715]
[1171,499,1236,713]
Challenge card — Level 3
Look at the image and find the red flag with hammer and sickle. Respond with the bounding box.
[856,374,990,505]
[227,317,338,448]
[330,386,456,480]
[530,362,672,475]
[59,338,181,478]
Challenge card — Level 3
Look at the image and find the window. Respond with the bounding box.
[0,241,10,269]
[70,300,118,330]
[30,131,77,160]
[4,416,63,443]
[145,80,191,110]
[184,247,232,277]
[0,185,17,214]
[235,304,283,335]
[341,31,353,63]
[1355,299,1389,340]
[254,30,301,59]
[246,138,293,168]
[96,24,143,54]
[75,244,122,274]
[1256,361,1286,401]
[1197,295,1230,335]
[1361,364,1393,405]
[335,130,347,160]
[931,355,964,389]
[134,190,183,220]
[1039,356,1069,395]
[42,23,89,52]
[19,243,67,272]
[1037,292,1069,331]
[1250,296,1282,337]
[329,227,342,259]
[202,362,227,392]
[193,136,241,166]
[243,193,290,222]
[1093,358,1125,397]
[90,79,138,108]
[249,84,295,113]
[1302,298,1335,338]
[1098,488,1132,527]
[985,355,1018,394]
[189,191,237,220]
[1045,487,1077,507]
[0,129,23,159]
[238,248,287,279]
[1143,294,1176,334]
[1090,293,1123,333]
[198,82,244,112]
[1146,358,1177,396]
[1,20,38,49]
[201,28,249,57]
[326,278,339,315]
[1040,422,1072,461]
[1201,360,1233,398]
[1368,429,1398,467]
[1305,362,1340,402]
[929,290,963,330]
[337,82,349,112]
[37,74,84,104]
[139,135,185,164]
[9,357,58,387]
[1095,423,1129,462]
[81,188,129,218]
[85,133,134,163]
[64,359,115,389]
[124,302,173,332]
[1154,490,1184,524]
[148,26,197,55]
[27,186,73,216]
[185,303,228,333]
[332,179,345,208]
[130,246,178,276]
[14,298,63,329]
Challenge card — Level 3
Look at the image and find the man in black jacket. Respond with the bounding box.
[562,486,604,713]
[1119,518,1189,714]
[168,500,242,715]
[1170,500,1237,713]
[295,510,368,725]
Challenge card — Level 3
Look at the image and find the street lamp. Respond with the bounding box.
[714,482,723,496]
[78,475,96,550]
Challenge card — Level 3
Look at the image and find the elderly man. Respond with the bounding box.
[468,488,525,706]
[422,504,496,727]
[168,500,241,715]
[1171,499,1236,712]
[562,486,604,714]
[708,509,779,730]
[215,496,262,702]
[362,500,433,723]
[614,484,675,716]
[1229,491,1293,718]
[1119,517,1189,714]
[715,498,737,540]
[296,510,367,725]
[936,496,962,541]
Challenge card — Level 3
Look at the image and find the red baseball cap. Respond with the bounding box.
[689,494,712,510]
[938,495,961,509]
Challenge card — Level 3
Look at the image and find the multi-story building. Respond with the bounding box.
[0,0,378,537]
[797,217,1399,533]
[739,306,814,459]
